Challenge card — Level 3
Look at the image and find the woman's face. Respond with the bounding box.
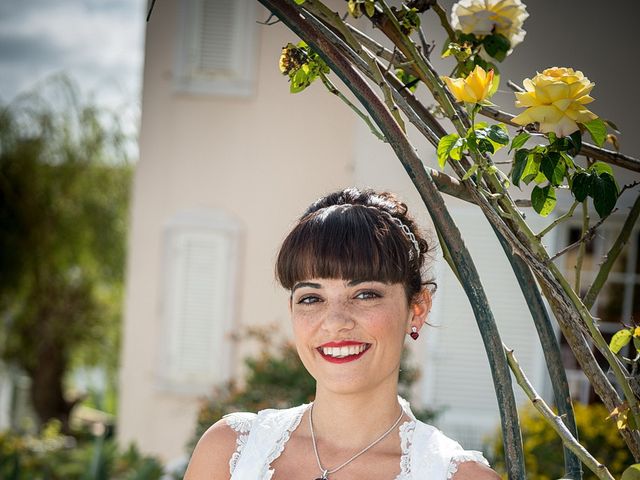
[289,278,429,396]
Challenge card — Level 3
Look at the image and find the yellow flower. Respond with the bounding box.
[451,0,529,51]
[442,65,495,104]
[512,67,598,137]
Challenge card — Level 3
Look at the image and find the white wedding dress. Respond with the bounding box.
[225,397,489,479]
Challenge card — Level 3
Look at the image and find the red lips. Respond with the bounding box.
[317,341,371,364]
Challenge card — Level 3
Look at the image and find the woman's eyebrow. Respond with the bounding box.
[292,281,322,293]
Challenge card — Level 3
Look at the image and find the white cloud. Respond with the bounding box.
[0,0,146,155]
[0,0,145,109]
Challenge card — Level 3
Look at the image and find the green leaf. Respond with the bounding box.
[462,164,478,180]
[571,172,592,202]
[622,464,640,480]
[511,148,529,187]
[488,66,500,97]
[521,154,541,185]
[509,132,531,152]
[450,138,466,160]
[592,172,619,218]
[365,0,375,17]
[437,133,461,169]
[294,0,306,3]
[610,329,632,353]
[589,161,614,177]
[482,33,510,62]
[540,152,566,186]
[634,336,640,354]
[470,122,489,134]
[477,138,495,154]
[531,185,557,217]
[532,171,548,185]
[583,118,607,147]
[488,124,509,145]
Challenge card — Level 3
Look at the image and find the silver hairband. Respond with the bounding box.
[365,206,420,258]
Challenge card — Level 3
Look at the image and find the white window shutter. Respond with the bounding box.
[174,0,258,97]
[158,211,241,394]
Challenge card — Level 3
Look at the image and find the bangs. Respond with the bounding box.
[276,205,411,290]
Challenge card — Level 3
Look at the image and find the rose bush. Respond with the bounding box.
[512,67,598,137]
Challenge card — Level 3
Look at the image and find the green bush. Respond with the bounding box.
[490,403,633,479]
[190,327,437,452]
[0,420,165,480]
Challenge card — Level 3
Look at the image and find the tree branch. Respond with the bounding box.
[536,201,579,239]
[575,201,589,293]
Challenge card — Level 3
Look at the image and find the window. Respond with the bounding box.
[557,220,638,403]
[157,211,241,394]
[174,0,259,97]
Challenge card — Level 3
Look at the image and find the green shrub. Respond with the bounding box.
[490,403,633,479]
[0,420,164,480]
[189,326,437,452]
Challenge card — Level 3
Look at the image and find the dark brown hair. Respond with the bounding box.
[275,188,434,302]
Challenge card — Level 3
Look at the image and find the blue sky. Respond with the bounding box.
[0,0,146,139]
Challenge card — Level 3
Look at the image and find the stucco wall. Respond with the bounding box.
[118,0,354,460]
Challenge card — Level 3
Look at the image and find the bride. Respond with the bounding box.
[184,188,499,480]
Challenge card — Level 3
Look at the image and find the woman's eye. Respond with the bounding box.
[355,290,380,300]
[298,295,321,305]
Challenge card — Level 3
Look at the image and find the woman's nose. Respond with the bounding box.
[320,301,355,332]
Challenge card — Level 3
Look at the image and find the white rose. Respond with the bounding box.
[451,0,529,51]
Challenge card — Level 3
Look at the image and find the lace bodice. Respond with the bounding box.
[224,398,489,479]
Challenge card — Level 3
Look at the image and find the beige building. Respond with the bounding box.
[119,0,640,464]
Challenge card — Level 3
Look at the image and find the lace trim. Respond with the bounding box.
[263,405,310,479]
[224,412,257,475]
[395,420,415,479]
[445,451,490,479]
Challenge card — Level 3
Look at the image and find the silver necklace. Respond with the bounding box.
[309,403,404,480]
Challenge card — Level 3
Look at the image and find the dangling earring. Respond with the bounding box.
[409,326,419,340]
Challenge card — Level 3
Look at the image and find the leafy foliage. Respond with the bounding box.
[0,420,165,480]
[510,135,619,218]
[279,41,330,94]
[490,403,634,480]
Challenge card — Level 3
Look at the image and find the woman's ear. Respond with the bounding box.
[410,288,432,327]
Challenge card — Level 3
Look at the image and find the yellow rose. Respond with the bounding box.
[451,0,529,51]
[512,67,598,137]
[442,65,495,104]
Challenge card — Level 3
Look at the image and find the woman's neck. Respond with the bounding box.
[309,383,406,450]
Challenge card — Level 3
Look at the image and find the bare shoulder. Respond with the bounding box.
[183,418,239,480]
[451,460,501,480]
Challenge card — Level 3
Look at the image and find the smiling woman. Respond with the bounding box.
[184,188,499,480]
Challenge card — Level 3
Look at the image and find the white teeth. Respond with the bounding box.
[321,344,367,358]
